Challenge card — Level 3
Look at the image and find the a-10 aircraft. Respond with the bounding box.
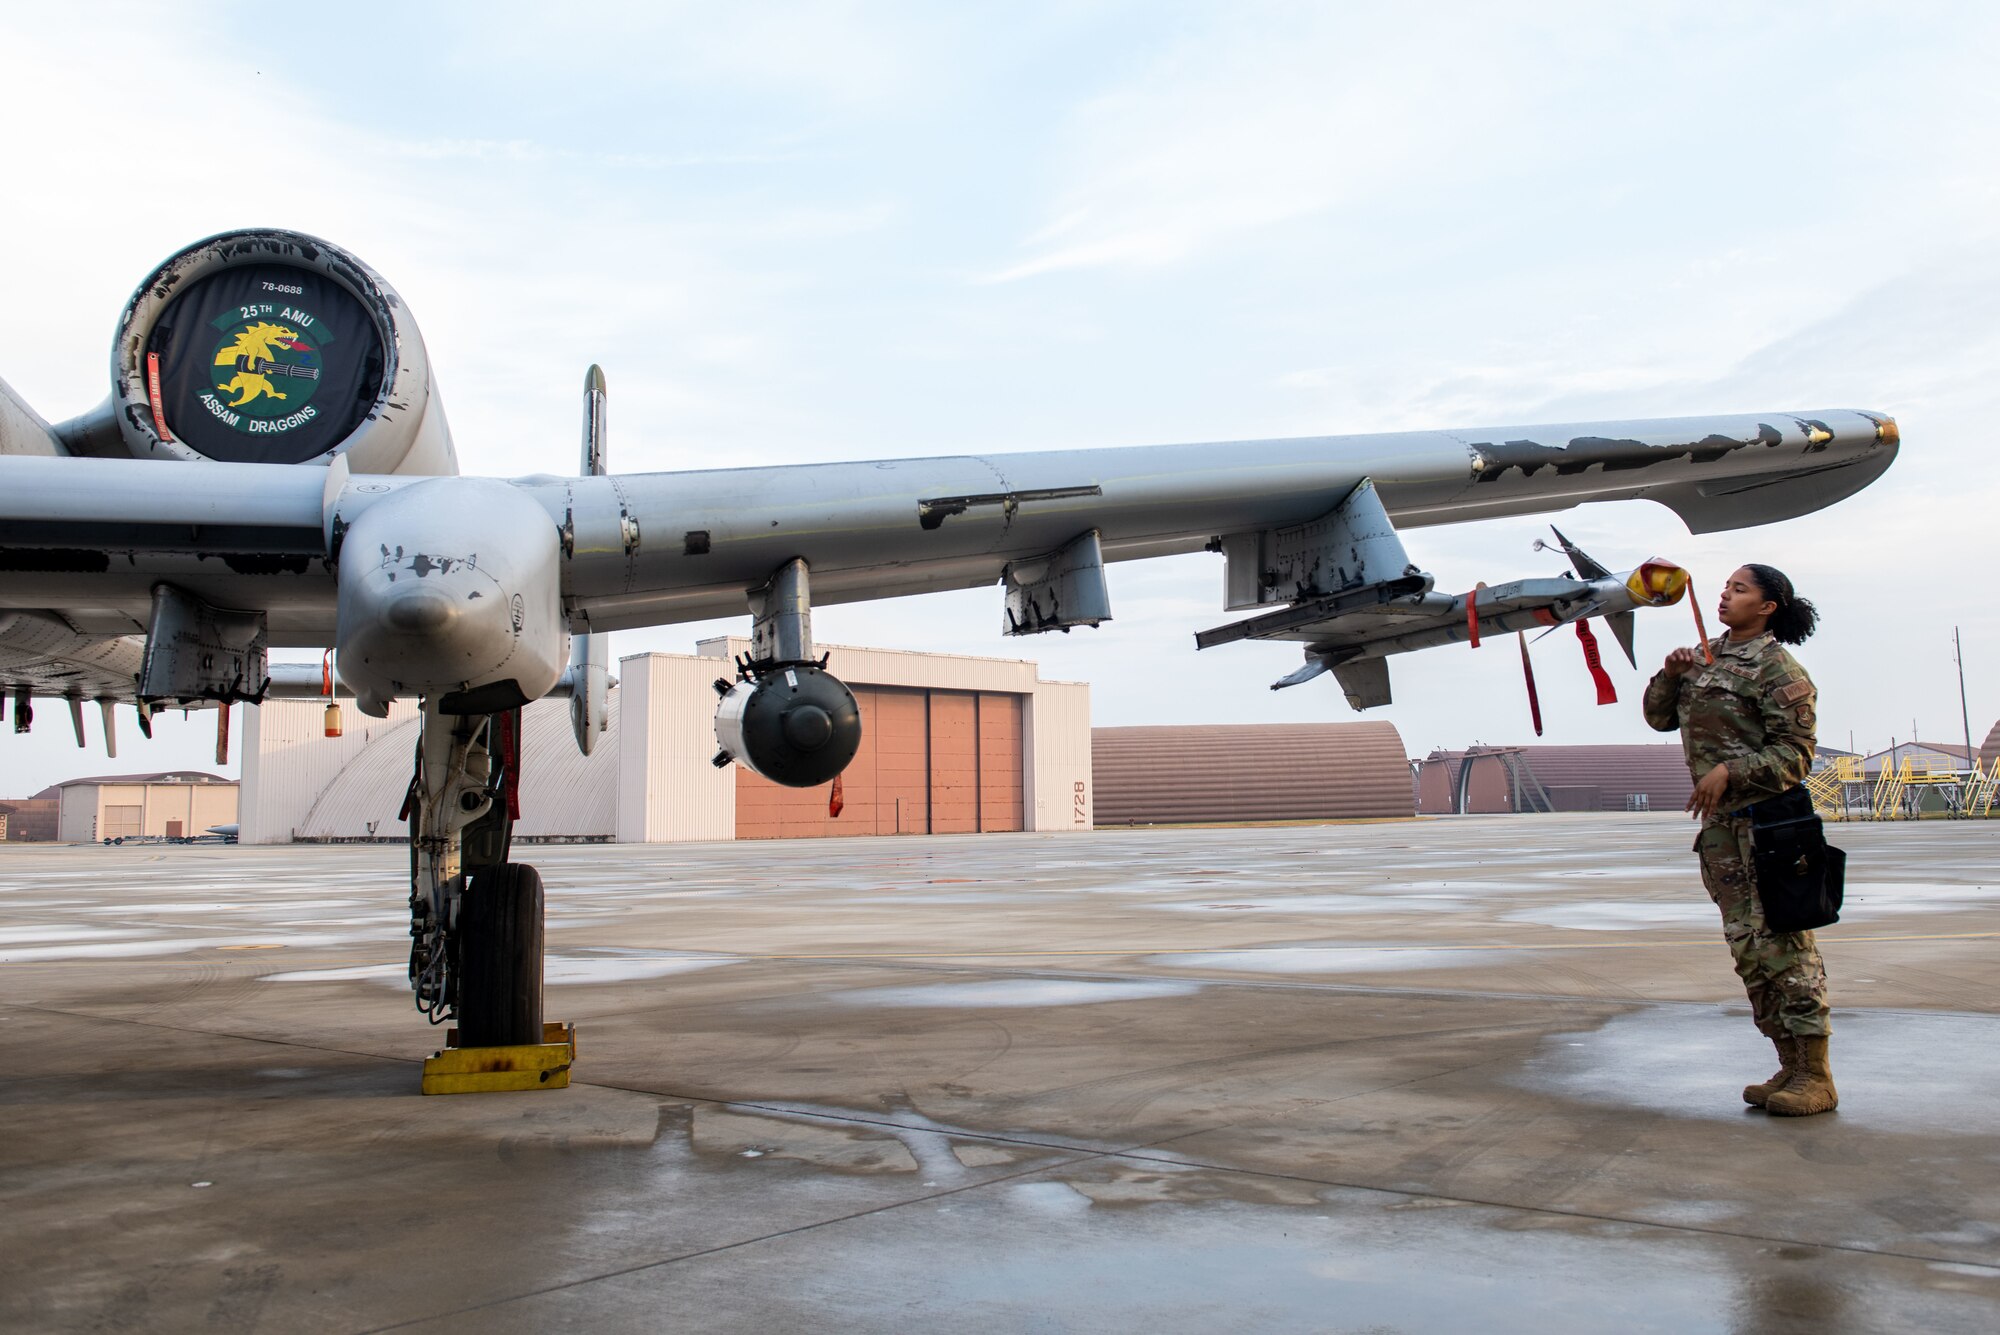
[0,229,1898,1048]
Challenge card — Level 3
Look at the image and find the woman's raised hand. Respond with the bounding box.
[1662,646,1701,677]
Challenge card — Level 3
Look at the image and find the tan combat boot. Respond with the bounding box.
[1743,1035,1799,1107]
[1765,1035,1837,1116]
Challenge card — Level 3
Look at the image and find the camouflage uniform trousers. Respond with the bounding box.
[1697,816,1830,1038]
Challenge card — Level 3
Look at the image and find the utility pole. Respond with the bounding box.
[1957,626,1975,774]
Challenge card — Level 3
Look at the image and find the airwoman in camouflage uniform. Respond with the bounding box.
[1644,564,1836,1116]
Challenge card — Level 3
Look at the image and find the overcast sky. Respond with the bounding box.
[3,2,1995,797]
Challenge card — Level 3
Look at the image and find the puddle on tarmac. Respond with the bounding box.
[1505,902,1717,931]
[1836,883,2000,918]
[829,978,1202,1008]
[544,951,738,985]
[1,933,352,962]
[70,898,375,916]
[740,1178,1973,1334]
[1511,1008,2000,1132]
[1157,945,1512,975]
[261,951,738,987]
[839,892,1021,906]
[264,963,403,984]
[0,925,150,945]
[692,1107,923,1174]
[1159,893,1472,916]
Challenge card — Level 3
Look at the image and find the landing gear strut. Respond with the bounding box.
[404,701,544,1046]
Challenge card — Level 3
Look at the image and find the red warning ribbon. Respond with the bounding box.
[1688,572,1715,663]
[497,710,522,821]
[146,351,173,442]
[1575,620,1617,705]
[1518,632,1543,737]
[829,773,845,818]
[1466,586,1482,648]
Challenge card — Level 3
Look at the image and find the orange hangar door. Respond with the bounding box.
[733,685,921,840]
[733,687,1025,840]
[976,692,1024,832]
[869,688,930,836]
[928,691,979,834]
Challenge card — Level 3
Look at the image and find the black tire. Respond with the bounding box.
[456,862,545,1048]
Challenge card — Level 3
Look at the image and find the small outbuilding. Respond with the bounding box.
[46,772,237,843]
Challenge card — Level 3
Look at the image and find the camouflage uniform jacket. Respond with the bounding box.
[1643,632,1817,815]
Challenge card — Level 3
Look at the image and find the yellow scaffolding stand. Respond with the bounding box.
[1966,760,2000,819]
[1871,758,1911,821]
[422,1022,576,1095]
[1806,760,1850,820]
[1902,756,1965,818]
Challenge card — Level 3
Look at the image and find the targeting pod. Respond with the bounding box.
[714,665,862,787]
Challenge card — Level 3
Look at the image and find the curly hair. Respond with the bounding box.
[1742,563,1818,645]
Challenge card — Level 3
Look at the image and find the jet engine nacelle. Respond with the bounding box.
[335,479,565,717]
[715,665,863,787]
[55,228,456,476]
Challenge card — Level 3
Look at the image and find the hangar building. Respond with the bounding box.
[1414,745,1693,814]
[241,640,1092,843]
[47,772,238,843]
[0,798,57,842]
[1093,723,1413,825]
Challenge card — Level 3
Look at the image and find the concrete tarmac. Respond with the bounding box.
[2,814,1996,1333]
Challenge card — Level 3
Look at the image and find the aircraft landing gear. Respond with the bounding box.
[404,702,547,1049]
[457,862,545,1047]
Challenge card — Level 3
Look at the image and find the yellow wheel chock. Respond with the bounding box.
[421,1022,576,1095]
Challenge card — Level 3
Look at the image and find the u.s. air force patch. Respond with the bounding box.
[1773,677,1813,707]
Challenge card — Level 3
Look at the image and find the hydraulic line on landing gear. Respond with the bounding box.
[400,711,508,1025]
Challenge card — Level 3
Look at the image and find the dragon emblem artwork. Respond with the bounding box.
[202,307,327,433]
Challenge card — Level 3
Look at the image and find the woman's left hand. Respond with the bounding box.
[1686,764,1730,820]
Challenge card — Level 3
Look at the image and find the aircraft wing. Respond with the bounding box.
[0,408,1896,638]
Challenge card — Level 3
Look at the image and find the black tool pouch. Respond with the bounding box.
[1747,785,1845,933]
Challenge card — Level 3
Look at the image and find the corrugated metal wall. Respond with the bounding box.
[1027,679,1092,831]
[1413,744,1693,814]
[1092,722,1411,825]
[0,799,57,841]
[1522,744,1692,811]
[243,698,421,843]
[1461,755,1513,813]
[616,654,735,843]
[252,695,620,840]
[1416,761,1456,815]
[57,787,94,842]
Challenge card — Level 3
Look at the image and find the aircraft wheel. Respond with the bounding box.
[457,862,545,1047]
